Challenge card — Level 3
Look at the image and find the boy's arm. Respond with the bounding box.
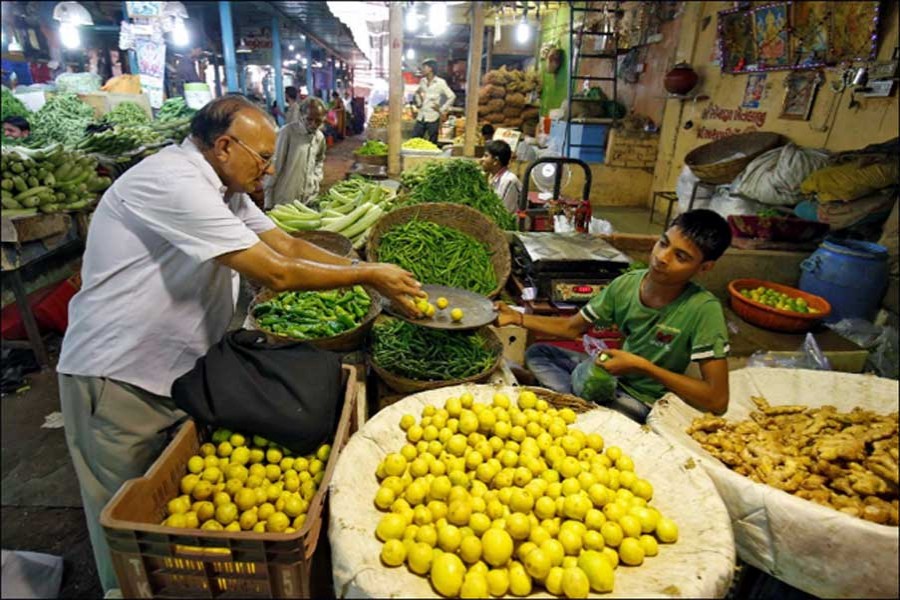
[601,350,729,415]
[495,302,592,339]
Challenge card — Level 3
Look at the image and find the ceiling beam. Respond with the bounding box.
[258,1,359,65]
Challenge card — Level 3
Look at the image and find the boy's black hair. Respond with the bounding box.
[3,116,30,131]
[670,209,732,261]
[484,139,512,167]
[285,86,298,101]
[481,123,495,139]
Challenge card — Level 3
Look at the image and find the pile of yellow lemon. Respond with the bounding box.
[161,428,331,534]
[373,390,678,598]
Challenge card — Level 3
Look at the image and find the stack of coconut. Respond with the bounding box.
[478,66,542,136]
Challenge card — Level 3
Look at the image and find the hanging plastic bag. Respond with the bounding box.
[571,335,617,403]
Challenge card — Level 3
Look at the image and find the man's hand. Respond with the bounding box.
[493,302,522,327]
[366,263,425,317]
[596,348,649,376]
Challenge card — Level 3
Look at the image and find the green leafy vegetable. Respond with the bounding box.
[400,158,516,230]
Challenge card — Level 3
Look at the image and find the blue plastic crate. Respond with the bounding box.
[549,121,609,163]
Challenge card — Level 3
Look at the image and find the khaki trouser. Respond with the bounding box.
[59,374,187,593]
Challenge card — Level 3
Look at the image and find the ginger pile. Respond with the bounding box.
[687,396,899,526]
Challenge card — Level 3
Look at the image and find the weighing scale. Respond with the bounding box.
[511,232,633,304]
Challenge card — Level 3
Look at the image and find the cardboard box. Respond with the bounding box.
[490,325,528,365]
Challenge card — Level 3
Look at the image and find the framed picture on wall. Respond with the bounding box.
[753,3,790,69]
[780,71,822,120]
[720,9,758,73]
[791,1,829,67]
[829,1,880,63]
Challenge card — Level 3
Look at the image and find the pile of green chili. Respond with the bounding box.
[371,319,498,381]
[377,218,498,295]
[252,286,371,340]
[400,159,516,230]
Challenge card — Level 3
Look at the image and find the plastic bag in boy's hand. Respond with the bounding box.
[571,353,617,404]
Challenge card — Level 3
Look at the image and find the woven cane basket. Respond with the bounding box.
[684,132,783,184]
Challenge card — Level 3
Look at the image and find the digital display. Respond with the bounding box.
[573,285,594,294]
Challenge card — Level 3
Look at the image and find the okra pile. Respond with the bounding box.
[1,144,111,215]
[370,318,498,381]
[252,286,372,340]
[377,218,498,296]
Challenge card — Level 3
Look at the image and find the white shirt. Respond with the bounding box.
[57,138,275,396]
[415,76,456,123]
[491,168,523,213]
[264,120,326,208]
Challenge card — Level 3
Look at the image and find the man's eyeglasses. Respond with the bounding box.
[228,135,273,171]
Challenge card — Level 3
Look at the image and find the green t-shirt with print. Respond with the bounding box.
[579,269,730,405]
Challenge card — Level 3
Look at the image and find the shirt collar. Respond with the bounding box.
[180,137,229,196]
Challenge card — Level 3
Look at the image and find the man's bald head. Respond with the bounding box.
[190,95,275,149]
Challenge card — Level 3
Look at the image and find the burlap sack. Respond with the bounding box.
[487,99,505,113]
[330,384,735,598]
[506,93,526,107]
[649,368,900,599]
[503,106,521,118]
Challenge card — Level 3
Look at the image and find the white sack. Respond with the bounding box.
[648,368,899,599]
[330,384,735,599]
[733,143,831,207]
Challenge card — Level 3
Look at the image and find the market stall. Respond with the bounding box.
[2,1,898,599]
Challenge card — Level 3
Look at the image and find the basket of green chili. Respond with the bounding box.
[368,316,503,393]
[247,285,382,352]
[366,203,511,298]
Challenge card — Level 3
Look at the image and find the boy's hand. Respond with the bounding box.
[596,348,649,376]
[493,302,522,327]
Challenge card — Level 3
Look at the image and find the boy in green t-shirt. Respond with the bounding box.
[496,209,733,422]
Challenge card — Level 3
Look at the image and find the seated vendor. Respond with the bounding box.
[3,116,30,139]
[495,209,733,423]
[481,139,522,214]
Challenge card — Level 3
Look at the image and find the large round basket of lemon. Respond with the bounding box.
[329,385,735,598]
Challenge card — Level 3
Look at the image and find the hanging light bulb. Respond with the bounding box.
[516,18,531,44]
[172,18,189,47]
[295,53,301,61]
[405,4,419,33]
[288,43,295,51]
[406,47,415,60]
[516,6,531,45]
[59,22,81,49]
[429,2,447,36]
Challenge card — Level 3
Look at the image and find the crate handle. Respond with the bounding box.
[174,544,233,559]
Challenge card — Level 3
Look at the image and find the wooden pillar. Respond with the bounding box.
[464,2,485,157]
[388,2,403,176]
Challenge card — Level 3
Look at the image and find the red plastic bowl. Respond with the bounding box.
[728,278,832,333]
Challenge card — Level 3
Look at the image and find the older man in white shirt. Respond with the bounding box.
[57,95,422,594]
[264,97,328,208]
[412,59,456,143]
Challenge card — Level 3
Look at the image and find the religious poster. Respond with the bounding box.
[780,71,822,120]
[829,1,879,63]
[754,3,790,69]
[720,10,757,73]
[791,1,829,67]
[742,73,767,108]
